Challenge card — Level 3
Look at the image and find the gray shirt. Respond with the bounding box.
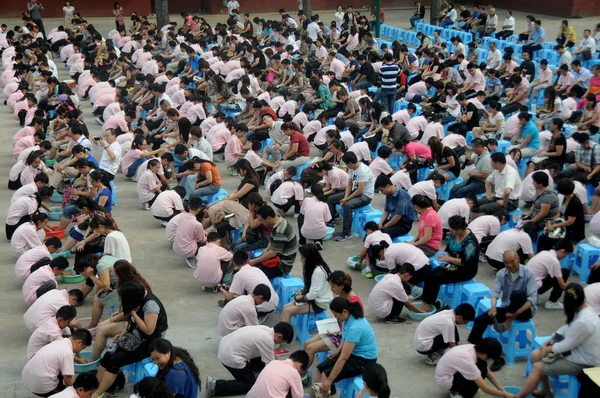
[472,150,493,181]
[493,264,538,315]
[27,2,42,19]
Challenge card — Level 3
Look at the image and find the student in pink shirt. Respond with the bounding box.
[151,186,186,225]
[13,130,45,160]
[410,194,443,257]
[299,184,332,245]
[224,124,246,167]
[10,212,49,255]
[367,264,423,322]
[24,289,84,332]
[313,160,349,197]
[271,179,304,216]
[369,146,394,180]
[27,306,76,360]
[15,237,62,281]
[217,284,270,337]
[172,198,206,267]
[22,257,70,306]
[246,351,307,398]
[211,123,233,153]
[136,159,163,209]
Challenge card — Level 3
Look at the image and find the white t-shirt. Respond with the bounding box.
[368,273,408,319]
[22,338,74,394]
[349,163,375,198]
[414,309,457,352]
[98,141,122,176]
[437,198,471,229]
[467,215,501,243]
[104,230,132,262]
[390,169,412,191]
[218,325,275,369]
[485,229,534,262]
[151,191,184,218]
[526,250,562,288]
[15,245,51,281]
[218,294,259,337]
[229,264,278,313]
[348,142,372,163]
[24,290,71,332]
[408,180,437,200]
[271,181,304,206]
[584,283,600,316]
[27,317,67,360]
[435,344,481,391]
[364,230,392,248]
[379,243,430,272]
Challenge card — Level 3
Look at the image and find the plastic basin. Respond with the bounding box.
[51,251,71,259]
[74,351,101,373]
[498,387,530,397]
[346,256,360,269]
[77,317,98,337]
[62,268,84,284]
[374,274,385,283]
[45,159,55,167]
[50,191,63,203]
[48,206,62,221]
[323,227,334,241]
[46,226,65,239]
[406,301,436,321]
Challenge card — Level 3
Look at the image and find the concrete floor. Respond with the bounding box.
[0,7,596,398]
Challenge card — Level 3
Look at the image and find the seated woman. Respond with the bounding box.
[6,186,51,241]
[575,94,600,135]
[304,271,363,367]
[80,213,131,264]
[299,183,332,246]
[75,254,119,329]
[368,263,424,323]
[61,198,113,254]
[428,137,461,182]
[410,194,443,257]
[185,158,222,200]
[226,159,260,208]
[521,172,559,233]
[473,101,504,141]
[231,193,270,253]
[203,199,249,249]
[517,283,600,398]
[10,212,49,256]
[150,338,201,398]
[137,159,164,210]
[121,135,165,178]
[312,297,378,397]
[420,216,479,313]
[94,281,168,397]
[280,244,334,324]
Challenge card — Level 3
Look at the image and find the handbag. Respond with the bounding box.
[261,256,280,268]
[582,49,592,61]
[265,71,276,83]
[117,331,143,352]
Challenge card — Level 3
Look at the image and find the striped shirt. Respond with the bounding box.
[379,63,400,91]
[269,218,298,274]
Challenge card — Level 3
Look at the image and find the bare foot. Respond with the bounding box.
[504,319,513,331]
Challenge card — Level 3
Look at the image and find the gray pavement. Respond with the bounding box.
[0,7,596,398]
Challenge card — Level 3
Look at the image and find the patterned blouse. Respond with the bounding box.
[445,229,480,272]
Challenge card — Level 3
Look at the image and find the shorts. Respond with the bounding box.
[541,354,590,377]
[438,169,457,181]
[320,333,342,351]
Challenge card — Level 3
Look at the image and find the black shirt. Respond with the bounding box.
[520,60,535,78]
[440,146,461,178]
[564,195,585,243]
[460,10,471,19]
[238,176,259,208]
[360,62,377,83]
[463,102,481,131]
[549,133,568,166]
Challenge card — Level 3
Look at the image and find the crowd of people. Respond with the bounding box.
[3,1,600,398]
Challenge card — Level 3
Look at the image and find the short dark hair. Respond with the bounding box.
[374,174,393,190]
[256,205,276,219]
[455,303,476,321]
[531,171,549,187]
[56,305,77,321]
[341,151,358,165]
[71,328,93,346]
[68,289,84,305]
[72,372,100,392]
[252,283,272,302]
[289,350,310,371]
[273,322,295,344]
[490,152,506,164]
[232,250,249,266]
[475,337,503,359]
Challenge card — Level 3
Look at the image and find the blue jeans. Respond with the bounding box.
[380,90,396,114]
[449,179,486,199]
[410,15,422,28]
[354,81,373,90]
[125,157,147,178]
[62,204,80,220]
[410,94,423,103]
[342,195,372,234]
[442,115,457,125]
[190,184,220,199]
[440,19,454,28]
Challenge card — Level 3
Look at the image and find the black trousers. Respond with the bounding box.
[417,327,460,355]
[451,358,488,398]
[6,214,32,240]
[467,291,533,344]
[538,268,570,302]
[380,219,412,239]
[273,198,300,215]
[214,357,264,396]
[252,263,283,279]
[422,266,477,305]
[523,43,542,57]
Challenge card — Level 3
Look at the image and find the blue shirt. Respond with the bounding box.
[379,63,400,91]
[342,315,378,360]
[95,187,113,213]
[493,264,538,316]
[522,121,540,149]
[384,188,416,222]
[530,27,545,44]
[187,55,201,72]
[572,67,592,89]
[87,155,99,169]
[164,362,199,398]
[485,77,502,93]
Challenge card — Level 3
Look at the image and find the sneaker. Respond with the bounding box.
[361,267,373,278]
[544,300,564,310]
[478,253,487,263]
[95,117,103,125]
[490,357,506,372]
[218,300,225,307]
[410,286,424,300]
[225,165,238,176]
[274,348,290,355]
[160,221,168,227]
[425,352,441,366]
[384,316,406,324]
[185,257,197,269]
[335,232,351,242]
[205,376,216,397]
[142,202,150,210]
[314,241,323,250]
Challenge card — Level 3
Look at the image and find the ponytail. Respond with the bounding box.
[329,297,364,319]
[311,182,327,202]
[363,363,390,398]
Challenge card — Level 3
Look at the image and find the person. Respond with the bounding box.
[6,187,50,241]
[24,289,84,332]
[508,112,540,158]
[204,323,294,397]
[366,241,431,286]
[22,329,93,397]
[410,1,426,29]
[483,224,537,270]
[312,297,378,397]
[195,232,234,290]
[516,283,600,398]
[173,198,206,268]
[280,244,333,323]
[22,257,70,306]
[414,303,476,365]
[437,196,474,231]
[410,194,443,257]
[526,119,567,175]
[450,138,492,199]
[559,132,600,186]
[521,171,559,232]
[379,53,399,113]
[374,175,416,238]
[10,211,49,255]
[133,377,175,398]
[468,250,537,371]
[151,186,186,225]
[94,281,168,398]
[227,159,261,208]
[246,350,308,398]
[27,305,77,360]
[435,338,514,398]
[48,372,99,398]
[149,338,201,398]
[474,152,522,216]
[331,151,375,242]
[527,239,574,310]
[89,214,132,263]
[298,183,331,246]
[249,205,297,279]
[231,193,270,253]
[218,284,271,337]
[96,128,122,181]
[27,0,46,38]
[15,237,62,281]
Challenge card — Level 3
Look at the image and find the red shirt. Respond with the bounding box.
[290,131,310,157]
[260,107,278,121]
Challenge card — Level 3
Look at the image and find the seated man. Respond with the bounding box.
[204,323,295,397]
[450,138,492,199]
[435,338,513,398]
[374,175,416,238]
[246,350,308,398]
[414,303,476,365]
[22,329,93,397]
[218,283,272,337]
[249,205,298,279]
[27,305,77,360]
[468,250,538,371]
[474,152,521,217]
[527,239,573,310]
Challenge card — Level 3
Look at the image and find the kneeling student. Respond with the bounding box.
[218,284,272,337]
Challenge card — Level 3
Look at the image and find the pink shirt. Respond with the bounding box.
[92,93,116,110]
[21,163,48,186]
[348,141,372,162]
[302,120,322,139]
[379,242,429,271]
[11,221,44,256]
[414,309,457,352]
[406,116,428,139]
[442,133,467,149]
[229,264,279,313]
[23,265,56,306]
[329,58,345,80]
[300,196,332,240]
[435,344,481,391]
[15,245,50,281]
[59,44,75,62]
[22,338,74,394]
[179,101,194,118]
[369,157,393,179]
[437,198,471,229]
[325,167,349,190]
[464,69,486,91]
[13,126,35,146]
[392,109,410,125]
[173,213,206,259]
[368,273,409,318]
[405,81,428,101]
[194,242,234,287]
[217,292,258,337]
[526,250,562,288]
[24,290,70,332]
[102,114,128,135]
[151,190,184,218]
[218,325,275,369]
[7,91,24,112]
[271,181,303,206]
[13,135,35,159]
[247,359,304,398]
[420,123,444,145]
[278,100,297,117]
[244,150,263,168]
[137,169,160,203]
[313,125,336,146]
[27,317,66,360]
[405,141,432,159]
[187,104,207,125]
[211,127,232,151]
[121,149,143,175]
[224,134,242,166]
[467,215,500,243]
[11,181,38,205]
[418,207,443,250]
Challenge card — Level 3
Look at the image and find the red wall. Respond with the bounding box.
[1,0,150,18]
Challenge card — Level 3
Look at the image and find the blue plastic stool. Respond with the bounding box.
[293,162,312,180]
[231,228,244,242]
[335,204,373,237]
[292,311,328,348]
[439,279,476,308]
[202,188,228,204]
[340,376,365,398]
[573,243,600,283]
[524,335,551,377]
[519,157,532,179]
[358,209,383,238]
[417,166,434,182]
[277,278,304,312]
[142,362,158,378]
[484,318,536,366]
[475,298,502,317]
[270,273,291,293]
[507,208,522,228]
[388,155,403,170]
[392,234,414,243]
[436,177,463,202]
[460,283,491,329]
[553,374,581,398]
[249,248,264,258]
[109,181,118,207]
[316,351,328,364]
[586,183,595,205]
[497,140,511,154]
[124,357,153,384]
[560,253,575,269]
